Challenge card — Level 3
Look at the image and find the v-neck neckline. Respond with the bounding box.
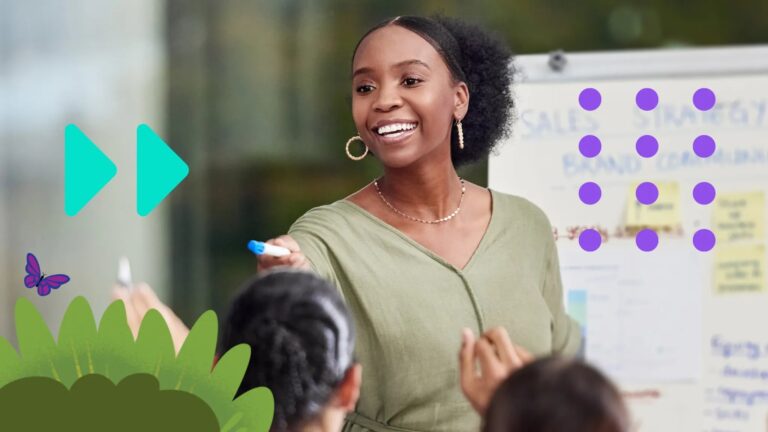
[338,189,498,273]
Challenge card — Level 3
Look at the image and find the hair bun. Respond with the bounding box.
[434,16,516,167]
[221,270,355,431]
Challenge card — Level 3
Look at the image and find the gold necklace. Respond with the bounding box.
[373,177,466,224]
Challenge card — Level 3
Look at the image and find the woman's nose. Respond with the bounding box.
[372,84,403,112]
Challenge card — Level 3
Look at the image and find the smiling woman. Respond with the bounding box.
[256,15,582,432]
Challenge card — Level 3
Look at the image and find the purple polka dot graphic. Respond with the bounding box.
[693,88,716,111]
[693,229,716,252]
[579,229,602,252]
[579,182,602,205]
[636,135,659,158]
[579,88,601,111]
[636,182,659,205]
[636,88,658,111]
[579,135,602,158]
[636,229,659,252]
[693,182,716,205]
[693,135,716,158]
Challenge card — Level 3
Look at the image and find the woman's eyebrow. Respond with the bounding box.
[393,59,431,70]
[352,59,431,78]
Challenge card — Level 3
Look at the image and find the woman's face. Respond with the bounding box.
[351,25,468,169]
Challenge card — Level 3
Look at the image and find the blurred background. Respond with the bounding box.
[1,0,767,340]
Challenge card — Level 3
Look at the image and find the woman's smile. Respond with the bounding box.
[371,120,419,145]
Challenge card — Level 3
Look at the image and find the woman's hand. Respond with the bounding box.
[256,235,311,272]
[459,326,534,415]
[112,283,190,354]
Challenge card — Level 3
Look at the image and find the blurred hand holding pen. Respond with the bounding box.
[112,256,190,354]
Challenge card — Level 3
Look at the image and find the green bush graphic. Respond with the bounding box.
[0,374,219,430]
[0,297,273,431]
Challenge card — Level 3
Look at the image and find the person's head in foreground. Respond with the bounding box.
[482,357,630,432]
[220,268,361,432]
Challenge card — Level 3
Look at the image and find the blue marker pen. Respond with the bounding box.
[248,240,291,257]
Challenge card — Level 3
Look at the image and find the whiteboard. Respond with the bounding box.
[489,45,768,432]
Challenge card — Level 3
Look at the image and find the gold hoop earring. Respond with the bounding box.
[456,120,464,150]
[345,135,368,161]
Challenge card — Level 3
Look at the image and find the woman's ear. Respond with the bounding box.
[331,364,362,412]
[453,81,470,121]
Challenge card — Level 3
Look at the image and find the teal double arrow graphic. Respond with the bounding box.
[64,125,117,216]
[65,124,189,216]
[136,124,190,216]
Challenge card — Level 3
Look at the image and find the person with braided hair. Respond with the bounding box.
[220,268,362,432]
[115,274,612,432]
[252,14,582,432]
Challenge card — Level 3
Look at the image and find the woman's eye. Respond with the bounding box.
[356,84,374,93]
[403,77,422,86]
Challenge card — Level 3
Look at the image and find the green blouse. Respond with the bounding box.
[288,189,581,432]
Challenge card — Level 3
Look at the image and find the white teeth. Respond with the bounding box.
[376,123,417,135]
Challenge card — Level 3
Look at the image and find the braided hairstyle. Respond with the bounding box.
[220,268,355,431]
[352,15,515,168]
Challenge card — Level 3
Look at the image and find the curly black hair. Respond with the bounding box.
[220,268,355,432]
[353,15,515,168]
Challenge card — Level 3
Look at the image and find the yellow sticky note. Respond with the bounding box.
[714,244,766,294]
[625,182,681,228]
[713,191,765,243]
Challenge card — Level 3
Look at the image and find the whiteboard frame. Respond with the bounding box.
[497,44,768,431]
[516,45,768,83]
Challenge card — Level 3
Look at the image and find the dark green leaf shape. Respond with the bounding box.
[0,374,220,431]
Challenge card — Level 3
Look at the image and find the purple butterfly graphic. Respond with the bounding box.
[24,253,70,296]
